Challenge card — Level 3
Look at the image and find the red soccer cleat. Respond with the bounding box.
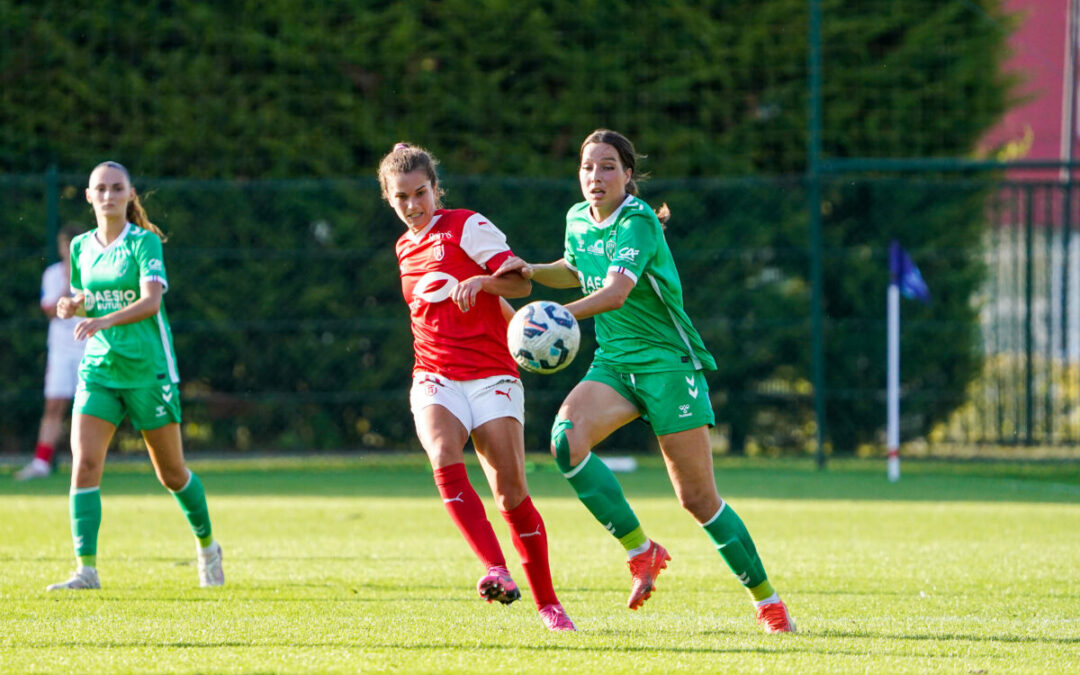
[626,541,671,610]
[756,600,797,633]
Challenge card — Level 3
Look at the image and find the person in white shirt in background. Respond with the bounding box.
[16,224,87,481]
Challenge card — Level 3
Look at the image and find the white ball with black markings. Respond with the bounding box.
[506,301,580,374]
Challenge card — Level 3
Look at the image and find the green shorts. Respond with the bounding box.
[582,363,715,436]
[73,380,182,431]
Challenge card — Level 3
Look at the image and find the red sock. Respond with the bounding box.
[501,496,558,608]
[432,463,505,570]
[34,442,55,463]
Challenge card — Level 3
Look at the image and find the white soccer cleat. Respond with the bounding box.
[46,566,100,591]
[14,459,51,481]
[197,541,225,587]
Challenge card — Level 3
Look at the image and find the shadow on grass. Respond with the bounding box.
[2,454,1079,503]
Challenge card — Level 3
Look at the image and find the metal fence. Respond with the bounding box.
[2,170,1079,455]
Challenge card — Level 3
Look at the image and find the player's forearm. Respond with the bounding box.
[99,296,162,328]
[564,273,633,320]
[530,260,580,289]
[565,287,623,320]
[480,272,532,299]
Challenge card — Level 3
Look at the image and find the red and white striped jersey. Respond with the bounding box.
[396,209,518,380]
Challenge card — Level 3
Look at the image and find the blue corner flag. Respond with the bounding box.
[889,240,930,304]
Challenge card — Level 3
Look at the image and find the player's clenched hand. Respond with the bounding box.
[56,294,83,320]
[493,256,533,280]
[451,276,486,312]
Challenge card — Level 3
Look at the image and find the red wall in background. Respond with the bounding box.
[979,0,1078,172]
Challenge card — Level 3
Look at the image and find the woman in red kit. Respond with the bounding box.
[377,142,575,631]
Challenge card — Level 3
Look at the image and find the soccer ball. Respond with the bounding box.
[506,300,580,374]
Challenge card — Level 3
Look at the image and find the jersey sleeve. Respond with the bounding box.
[459,212,513,270]
[136,231,170,292]
[608,210,660,284]
[69,238,83,294]
[563,209,578,270]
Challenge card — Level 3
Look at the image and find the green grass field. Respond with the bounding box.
[1,454,1078,674]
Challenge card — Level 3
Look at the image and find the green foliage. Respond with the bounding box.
[0,1,1011,177]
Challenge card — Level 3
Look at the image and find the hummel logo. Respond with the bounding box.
[495,388,511,401]
[155,405,166,417]
[519,525,543,538]
[686,375,699,399]
[443,492,465,504]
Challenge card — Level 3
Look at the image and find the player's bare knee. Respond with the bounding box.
[157,466,189,491]
[678,489,721,522]
[71,463,100,486]
[493,485,528,512]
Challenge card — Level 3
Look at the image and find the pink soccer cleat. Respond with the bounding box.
[476,566,521,605]
[538,603,577,631]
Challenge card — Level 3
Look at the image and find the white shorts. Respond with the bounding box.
[44,348,83,399]
[409,372,525,432]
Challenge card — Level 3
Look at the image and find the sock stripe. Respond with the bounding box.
[170,468,194,494]
[562,451,593,479]
[701,500,727,528]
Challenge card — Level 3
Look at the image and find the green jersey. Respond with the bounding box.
[70,223,179,388]
[564,195,716,373]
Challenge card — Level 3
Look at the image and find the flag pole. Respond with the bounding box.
[887,240,930,481]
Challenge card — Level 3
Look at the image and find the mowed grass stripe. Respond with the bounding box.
[1,456,1077,674]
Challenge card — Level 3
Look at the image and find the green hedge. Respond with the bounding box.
[0,1,1011,177]
[0,171,988,455]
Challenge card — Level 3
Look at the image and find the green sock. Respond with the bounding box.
[171,470,213,547]
[702,502,768,589]
[565,453,645,549]
[71,487,101,568]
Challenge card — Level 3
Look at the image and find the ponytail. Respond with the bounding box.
[126,192,167,242]
[654,203,670,226]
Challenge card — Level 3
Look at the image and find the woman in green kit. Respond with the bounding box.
[48,161,223,591]
[496,129,795,633]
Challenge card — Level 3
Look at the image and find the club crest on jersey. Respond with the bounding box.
[605,239,617,259]
[111,252,132,278]
[413,271,459,304]
[432,243,445,261]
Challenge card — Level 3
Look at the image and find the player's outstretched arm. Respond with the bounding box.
[451,271,531,313]
[494,256,579,289]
